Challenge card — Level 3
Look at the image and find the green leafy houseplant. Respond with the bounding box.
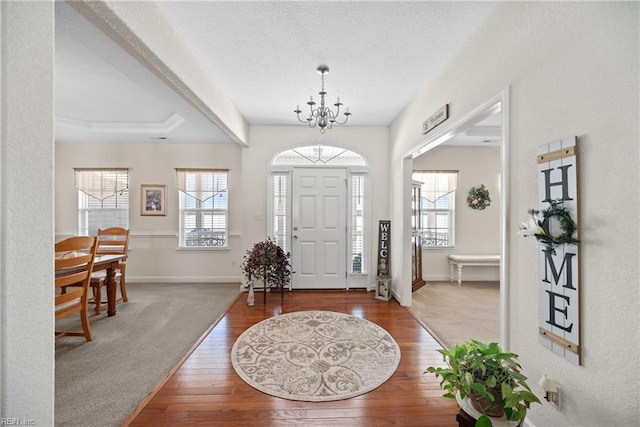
[241,237,291,291]
[425,340,540,427]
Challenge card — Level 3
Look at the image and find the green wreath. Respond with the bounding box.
[467,184,491,210]
[522,199,580,255]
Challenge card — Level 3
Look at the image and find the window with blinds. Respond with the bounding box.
[176,169,228,248]
[351,174,367,274]
[271,173,289,254]
[412,171,458,247]
[75,168,129,236]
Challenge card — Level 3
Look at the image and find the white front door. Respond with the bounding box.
[291,168,347,289]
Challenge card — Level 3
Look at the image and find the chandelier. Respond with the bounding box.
[294,65,351,133]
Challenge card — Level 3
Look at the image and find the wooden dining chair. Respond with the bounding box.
[55,236,98,341]
[90,227,130,315]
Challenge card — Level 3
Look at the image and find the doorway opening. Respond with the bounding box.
[269,145,370,290]
[405,89,510,347]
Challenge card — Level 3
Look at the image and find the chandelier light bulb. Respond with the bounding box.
[294,65,352,133]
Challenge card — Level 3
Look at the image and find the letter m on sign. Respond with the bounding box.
[536,137,581,365]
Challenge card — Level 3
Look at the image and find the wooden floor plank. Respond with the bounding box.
[126,290,457,426]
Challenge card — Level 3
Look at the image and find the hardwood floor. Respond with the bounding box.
[126,289,458,426]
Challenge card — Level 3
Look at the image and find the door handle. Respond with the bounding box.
[293,235,298,239]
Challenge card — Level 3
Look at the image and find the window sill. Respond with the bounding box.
[176,246,230,252]
[423,246,455,250]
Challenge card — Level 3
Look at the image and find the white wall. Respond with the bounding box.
[414,145,500,281]
[0,2,55,423]
[390,2,639,426]
[55,142,245,282]
[244,126,389,288]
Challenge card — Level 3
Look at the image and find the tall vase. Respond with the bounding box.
[247,282,255,306]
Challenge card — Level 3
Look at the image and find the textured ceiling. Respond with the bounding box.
[55,1,496,144]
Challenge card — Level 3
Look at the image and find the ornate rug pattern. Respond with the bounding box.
[231,311,401,401]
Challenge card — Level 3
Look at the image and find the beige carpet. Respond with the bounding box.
[55,282,241,427]
[231,310,400,401]
[408,281,499,349]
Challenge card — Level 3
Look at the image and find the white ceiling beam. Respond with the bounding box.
[68,0,249,146]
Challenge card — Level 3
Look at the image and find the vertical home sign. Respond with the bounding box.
[537,137,581,365]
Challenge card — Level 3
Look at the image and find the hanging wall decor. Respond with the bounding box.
[422,104,449,134]
[141,184,167,216]
[527,136,581,365]
[519,200,579,255]
[467,184,491,210]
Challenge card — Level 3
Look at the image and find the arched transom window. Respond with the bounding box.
[272,145,366,166]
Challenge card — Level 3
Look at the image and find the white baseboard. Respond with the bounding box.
[128,276,242,283]
[424,274,500,282]
[423,275,452,282]
[129,277,373,287]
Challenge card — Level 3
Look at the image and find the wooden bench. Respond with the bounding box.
[449,255,500,286]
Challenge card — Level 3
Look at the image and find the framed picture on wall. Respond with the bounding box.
[141,185,167,216]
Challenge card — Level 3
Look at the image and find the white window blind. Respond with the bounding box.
[271,173,289,253]
[350,174,367,274]
[413,171,457,247]
[176,169,228,248]
[75,168,129,236]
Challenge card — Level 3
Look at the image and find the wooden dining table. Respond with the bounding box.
[92,254,127,316]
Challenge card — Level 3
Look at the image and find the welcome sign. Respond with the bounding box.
[377,220,391,277]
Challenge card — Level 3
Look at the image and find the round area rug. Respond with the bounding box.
[231,310,401,401]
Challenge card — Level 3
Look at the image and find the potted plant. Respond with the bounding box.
[425,340,540,427]
[241,237,291,304]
